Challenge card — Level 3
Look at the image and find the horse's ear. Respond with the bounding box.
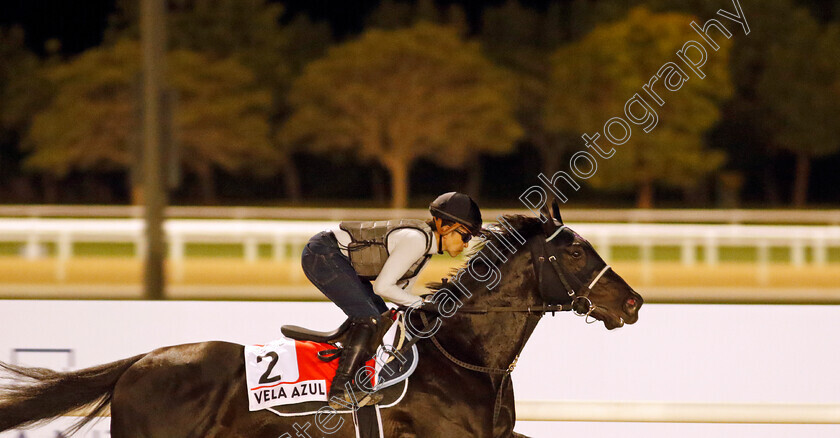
[551,200,563,225]
[539,201,555,234]
[538,201,551,223]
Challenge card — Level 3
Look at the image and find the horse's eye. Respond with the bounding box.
[571,250,582,258]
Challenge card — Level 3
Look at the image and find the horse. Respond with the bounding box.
[0,206,643,438]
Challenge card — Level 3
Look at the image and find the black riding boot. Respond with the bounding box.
[328,316,384,409]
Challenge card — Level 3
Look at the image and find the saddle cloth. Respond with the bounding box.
[245,313,418,414]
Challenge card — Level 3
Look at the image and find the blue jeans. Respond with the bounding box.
[300,231,388,318]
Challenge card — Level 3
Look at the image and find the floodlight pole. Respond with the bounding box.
[141,0,167,300]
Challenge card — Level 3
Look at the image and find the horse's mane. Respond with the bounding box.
[425,214,544,293]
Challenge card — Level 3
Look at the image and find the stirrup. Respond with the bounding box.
[328,385,384,409]
[318,348,342,362]
[358,390,384,407]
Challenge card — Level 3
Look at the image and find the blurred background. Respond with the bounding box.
[1,1,840,435]
[1,0,838,209]
[0,0,837,298]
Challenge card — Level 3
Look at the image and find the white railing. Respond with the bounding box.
[0,218,327,282]
[0,219,838,283]
[515,400,840,424]
[1,205,839,224]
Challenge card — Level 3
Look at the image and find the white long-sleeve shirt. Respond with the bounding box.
[330,225,436,307]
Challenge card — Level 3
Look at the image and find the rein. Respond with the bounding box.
[418,311,540,428]
[456,303,572,314]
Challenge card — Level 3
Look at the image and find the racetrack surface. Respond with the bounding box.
[0,256,837,302]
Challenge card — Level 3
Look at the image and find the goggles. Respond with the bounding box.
[453,228,472,243]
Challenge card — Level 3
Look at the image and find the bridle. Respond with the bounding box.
[454,223,611,319]
[534,224,612,323]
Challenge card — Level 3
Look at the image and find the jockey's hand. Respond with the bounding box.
[419,300,440,314]
[408,298,439,314]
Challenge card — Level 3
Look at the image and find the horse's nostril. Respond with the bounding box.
[626,297,637,309]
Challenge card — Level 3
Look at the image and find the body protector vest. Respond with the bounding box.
[338,219,433,281]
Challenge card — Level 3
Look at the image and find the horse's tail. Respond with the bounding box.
[0,353,146,434]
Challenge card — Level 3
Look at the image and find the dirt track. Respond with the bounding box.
[0,256,837,303]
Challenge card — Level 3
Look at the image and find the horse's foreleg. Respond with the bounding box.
[492,376,518,438]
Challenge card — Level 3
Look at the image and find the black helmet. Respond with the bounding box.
[429,192,482,235]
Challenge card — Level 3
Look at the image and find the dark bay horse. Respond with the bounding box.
[0,208,643,437]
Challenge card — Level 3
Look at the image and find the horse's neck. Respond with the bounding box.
[432,251,542,371]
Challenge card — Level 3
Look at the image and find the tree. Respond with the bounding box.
[366,1,489,196]
[755,16,840,206]
[480,1,567,178]
[283,23,522,208]
[108,0,288,71]
[712,0,840,207]
[0,27,57,202]
[366,1,483,196]
[271,15,333,201]
[646,0,840,206]
[366,0,466,32]
[545,7,732,207]
[23,40,272,203]
[0,28,46,142]
[642,0,793,205]
[107,0,333,201]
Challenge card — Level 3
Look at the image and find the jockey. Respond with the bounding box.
[300,192,482,407]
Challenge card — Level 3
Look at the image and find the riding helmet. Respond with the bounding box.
[429,192,482,235]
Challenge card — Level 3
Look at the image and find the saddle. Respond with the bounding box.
[282,310,396,364]
[246,310,419,416]
[281,318,354,344]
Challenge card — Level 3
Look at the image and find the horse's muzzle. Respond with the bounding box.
[623,292,643,324]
